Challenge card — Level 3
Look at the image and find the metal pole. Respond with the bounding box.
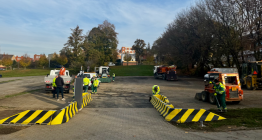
[49,57,50,68]
[200,121,205,127]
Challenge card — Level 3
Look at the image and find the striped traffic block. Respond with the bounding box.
[0,101,80,125]
[150,95,226,123]
[0,110,56,125]
[82,93,92,108]
[49,101,78,125]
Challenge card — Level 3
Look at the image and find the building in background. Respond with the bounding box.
[0,54,16,68]
[117,47,137,66]
[34,54,43,62]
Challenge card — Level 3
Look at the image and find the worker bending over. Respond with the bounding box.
[83,76,90,93]
[211,79,227,112]
[149,85,160,101]
[152,85,160,95]
[92,78,99,94]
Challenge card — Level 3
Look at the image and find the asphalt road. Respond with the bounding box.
[0,76,262,140]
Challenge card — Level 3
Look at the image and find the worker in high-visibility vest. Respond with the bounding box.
[152,85,160,95]
[92,78,99,94]
[149,85,161,102]
[91,75,95,91]
[52,76,58,98]
[210,79,227,112]
[112,73,115,82]
[83,76,90,93]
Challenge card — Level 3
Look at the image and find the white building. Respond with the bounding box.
[117,47,136,62]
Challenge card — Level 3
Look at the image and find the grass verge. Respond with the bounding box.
[175,108,262,131]
[0,69,51,77]
[110,65,154,76]
[3,89,43,99]
[0,79,22,84]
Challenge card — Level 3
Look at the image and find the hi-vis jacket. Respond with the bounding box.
[152,85,160,95]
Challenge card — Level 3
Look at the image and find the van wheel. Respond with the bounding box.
[162,74,166,80]
[154,73,158,79]
[209,94,216,105]
[201,91,209,102]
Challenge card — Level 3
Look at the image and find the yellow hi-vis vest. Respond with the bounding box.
[113,74,115,77]
[152,85,160,95]
[83,78,90,85]
[93,79,99,87]
[52,78,56,87]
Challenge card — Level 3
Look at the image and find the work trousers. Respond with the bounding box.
[216,92,226,109]
[92,87,97,93]
[84,85,89,92]
[113,77,115,81]
[53,87,56,98]
[56,87,64,99]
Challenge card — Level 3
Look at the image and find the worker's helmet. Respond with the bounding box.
[214,79,219,83]
[154,86,158,91]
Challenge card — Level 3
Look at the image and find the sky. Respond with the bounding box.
[0,0,196,57]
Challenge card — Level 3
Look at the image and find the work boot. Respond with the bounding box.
[57,99,60,101]
[62,98,65,101]
[217,109,222,112]
[223,108,227,112]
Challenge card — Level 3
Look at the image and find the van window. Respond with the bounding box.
[55,72,60,75]
[225,76,237,85]
[84,74,91,78]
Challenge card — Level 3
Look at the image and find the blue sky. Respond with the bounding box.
[0,0,196,57]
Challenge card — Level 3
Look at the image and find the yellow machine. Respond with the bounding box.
[241,61,262,90]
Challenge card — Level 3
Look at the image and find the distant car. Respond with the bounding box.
[108,62,115,66]
[0,68,5,71]
[55,65,63,68]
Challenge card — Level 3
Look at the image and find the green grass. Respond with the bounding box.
[0,79,22,84]
[175,108,262,131]
[0,69,51,77]
[3,89,43,99]
[110,65,154,76]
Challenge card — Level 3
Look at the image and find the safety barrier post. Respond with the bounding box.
[75,77,83,110]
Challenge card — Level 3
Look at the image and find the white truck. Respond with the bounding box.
[44,69,72,93]
[94,66,110,77]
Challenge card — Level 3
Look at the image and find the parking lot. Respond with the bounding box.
[0,76,262,139]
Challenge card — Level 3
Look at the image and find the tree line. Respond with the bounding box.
[0,53,68,70]
[152,0,261,75]
[60,20,118,71]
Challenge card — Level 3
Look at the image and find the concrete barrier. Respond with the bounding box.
[150,95,226,123]
[0,93,92,125]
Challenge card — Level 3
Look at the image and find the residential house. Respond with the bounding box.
[117,47,137,66]
[0,54,16,68]
[34,54,43,62]
[15,56,33,62]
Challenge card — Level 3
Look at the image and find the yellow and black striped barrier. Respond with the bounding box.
[150,95,226,123]
[82,92,92,108]
[0,93,92,125]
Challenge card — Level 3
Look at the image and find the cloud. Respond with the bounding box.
[0,0,197,57]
